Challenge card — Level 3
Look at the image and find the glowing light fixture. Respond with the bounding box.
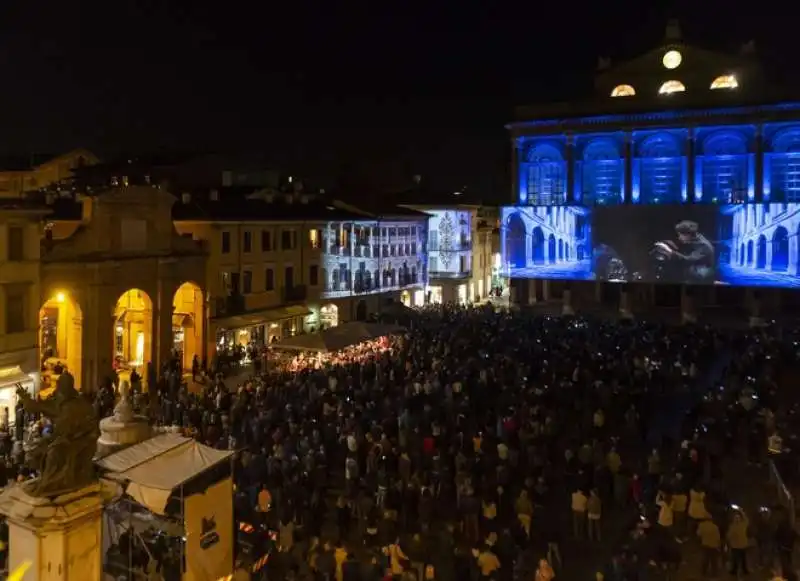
[662,50,682,69]
[659,80,686,95]
[56,292,66,303]
[710,75,738,90]
[611,84,636,97]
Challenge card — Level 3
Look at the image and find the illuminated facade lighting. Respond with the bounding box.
[710,75,738,90]
[662,50,682,69]
[659,80,686,95]
[611,84,636,97]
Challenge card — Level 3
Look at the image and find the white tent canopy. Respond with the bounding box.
[97,433,234,515]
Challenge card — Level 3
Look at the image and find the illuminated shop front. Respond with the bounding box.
[0,365,35,410]
[413,289,425,306]
[172,282,204,371]
[457,284,467,304]
[400,291,411,307]
[426,283,469,305]
[113,289,153,374]
[213,305,311,351]
[319,303,339,328]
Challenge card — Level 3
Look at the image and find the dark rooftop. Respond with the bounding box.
[171,187,369,222]
[0,153,59,172]
[513,22,797,124]
[0,197,51,213]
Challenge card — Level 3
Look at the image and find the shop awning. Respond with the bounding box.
[0,366,31,388]
[96,433,234,515]
[172,312,194,328]
[213,304,311,330]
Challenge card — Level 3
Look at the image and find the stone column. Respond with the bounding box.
[687,127,696,202]
[755,124,764,202]
[562,284,574,316]
[681,286,696,324]
[512,137,521,204]
[527,280,537,304]
[566,134,575,204]
[594,281,602,304]
[153,281,173,384]
[749,289,766,328]
[619,285,633,319]
[82,284,114,393]
[624,131,633,203]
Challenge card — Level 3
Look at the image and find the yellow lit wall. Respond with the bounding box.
[174,220,325,314]
[0,213,45,360]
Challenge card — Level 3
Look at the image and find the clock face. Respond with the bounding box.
[663,50,682,70]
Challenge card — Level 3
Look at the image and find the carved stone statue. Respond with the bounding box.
[15,372,100,497]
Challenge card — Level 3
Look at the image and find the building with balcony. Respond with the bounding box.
[320,203,429,317]
[397,204,495,304]
[0,199,50,407]
[173,189,427,355]
[20,183,206,393]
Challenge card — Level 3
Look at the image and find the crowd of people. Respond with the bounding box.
[3,303,800,580]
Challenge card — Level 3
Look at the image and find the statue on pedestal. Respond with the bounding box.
[15,372,100,497]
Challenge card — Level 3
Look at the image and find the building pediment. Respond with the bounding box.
[42,186,204,263]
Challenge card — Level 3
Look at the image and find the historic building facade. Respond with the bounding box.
[40,186,206,391]
[173,190,430,357]
[507,21,800,314]
[319,211,429,318]
[401,205,494,304]
[0,200,49,407]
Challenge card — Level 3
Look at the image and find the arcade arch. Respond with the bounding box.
[113,288,153,375]
[39,291,83,393]
[172,282,204,371]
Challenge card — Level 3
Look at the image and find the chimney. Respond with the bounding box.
[209,189,219,202]
[181,192,191,204]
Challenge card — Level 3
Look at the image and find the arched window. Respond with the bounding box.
[658,80,686,95]
[710,75,738,90]
[770,127,800,202]
[580,139,623,204]
[635,132,683,203]
[610,84,636,97]
[522,142,566,205]
[699,131,749,203]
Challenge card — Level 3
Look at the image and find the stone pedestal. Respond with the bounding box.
[562,289,574,316]
[96,381,151,457]
[0,483,103,581]
[619,289,633,320]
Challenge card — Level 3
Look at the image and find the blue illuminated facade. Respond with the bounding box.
[719,203,800,287]
[501,206,592,279]
[513,119,800,206]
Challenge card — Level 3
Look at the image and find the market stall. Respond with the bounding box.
[97,433,236,581]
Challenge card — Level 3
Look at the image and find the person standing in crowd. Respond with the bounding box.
[60,304,800,581]
[726,508,750,576]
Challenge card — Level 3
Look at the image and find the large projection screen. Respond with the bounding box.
[501,203,800,288]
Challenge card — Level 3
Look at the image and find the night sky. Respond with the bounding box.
[0,1,793,195]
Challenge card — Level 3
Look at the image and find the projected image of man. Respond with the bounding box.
[652,220,715,283]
